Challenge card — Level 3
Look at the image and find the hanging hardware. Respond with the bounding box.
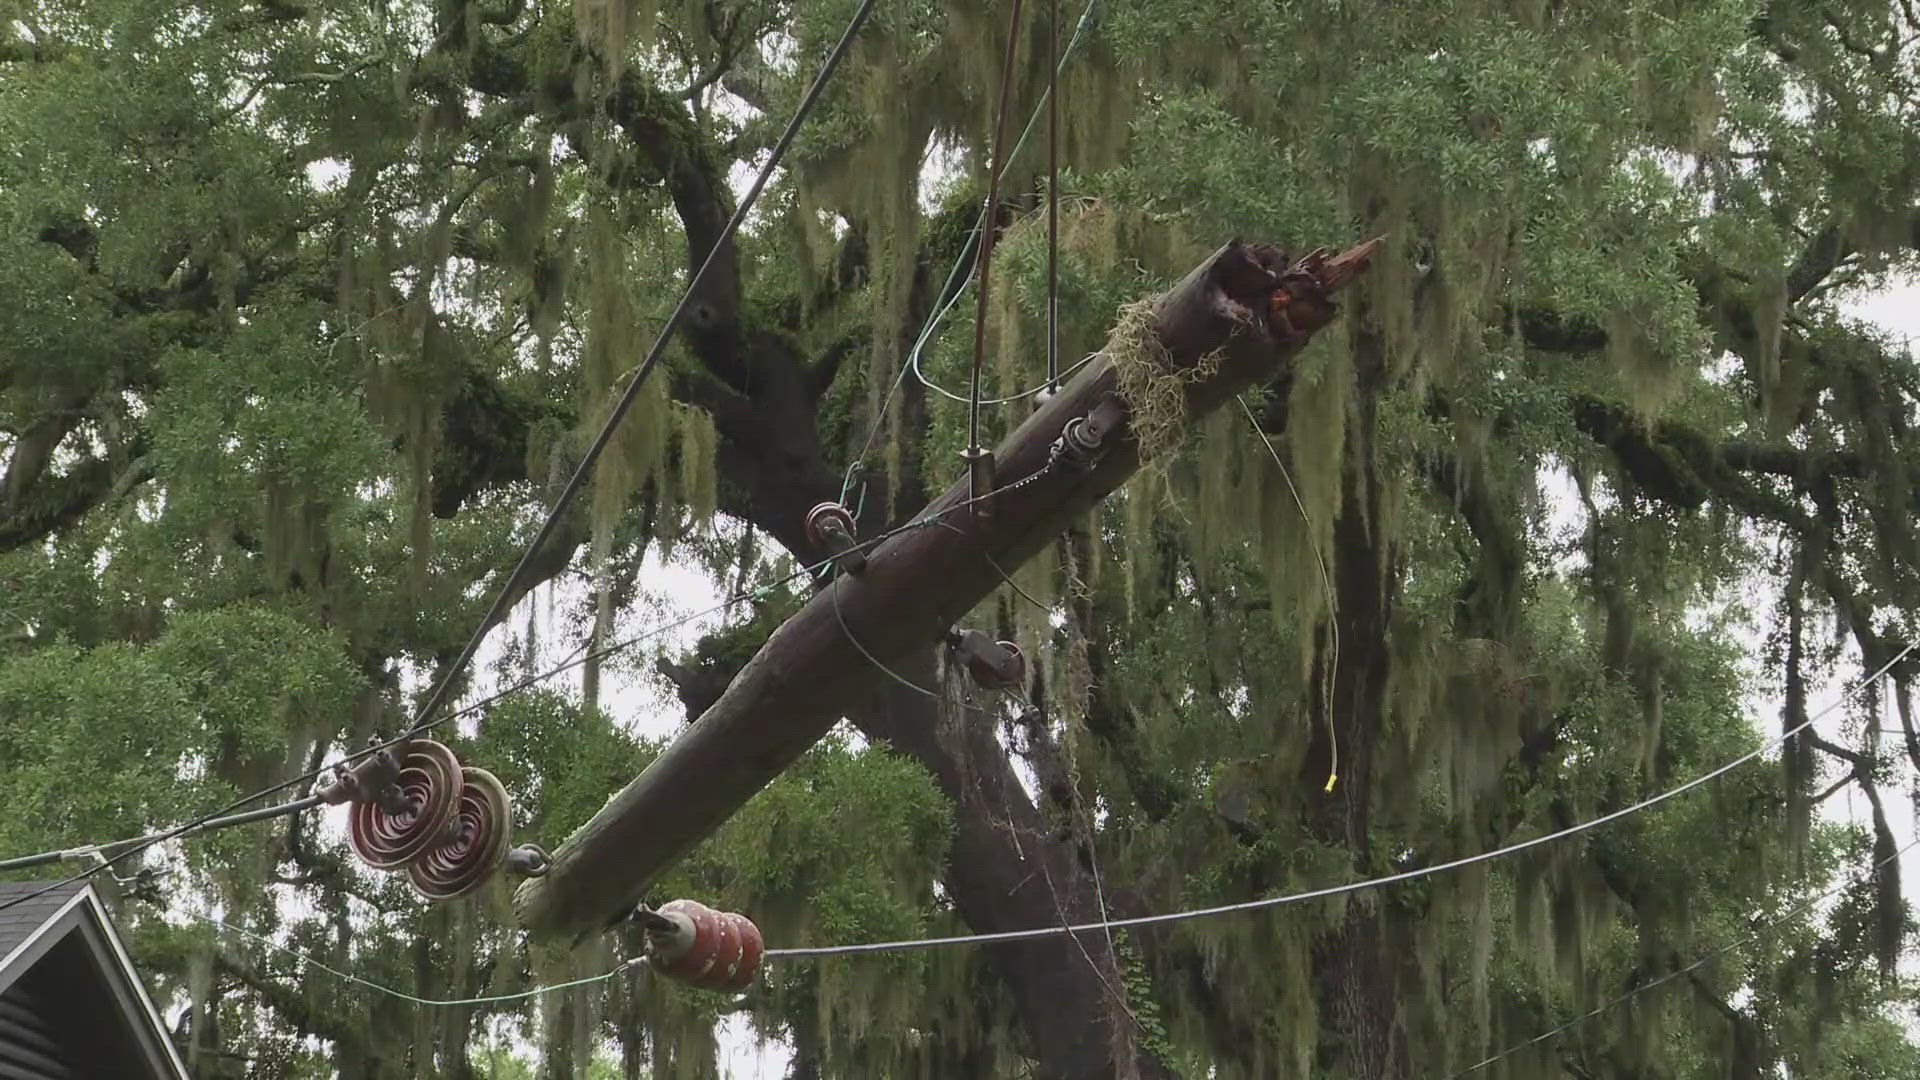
[634,900,765,992]
[326,737,525,902]
[315,736,411,817]
[961,446,997,520]
[1050,395,1127,472]
[346,739,463,872]
[805,502,866,576]
[947,628,1027,690]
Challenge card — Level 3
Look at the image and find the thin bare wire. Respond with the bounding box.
[843,0,1103,510]
[1447,837,1920,1077]
[0,469,1055,911]
[762,642,1914,957]
[405,0,880,743]
[191,910,645,1006]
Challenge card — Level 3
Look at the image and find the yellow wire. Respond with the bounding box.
[1238,395,1340,794]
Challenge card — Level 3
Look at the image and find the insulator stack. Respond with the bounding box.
[637,899,765,992]
[347,739,463,871]
[323,738,533,903]
[408,767,512,901]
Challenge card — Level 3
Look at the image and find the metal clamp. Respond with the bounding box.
[315,736,409,816]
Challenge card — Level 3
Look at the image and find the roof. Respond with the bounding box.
[0,881,190,1079]
[0,881,86,963]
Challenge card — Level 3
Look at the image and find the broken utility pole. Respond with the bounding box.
[513,237,1383,941]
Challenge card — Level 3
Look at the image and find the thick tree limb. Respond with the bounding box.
[513,238,1382,939]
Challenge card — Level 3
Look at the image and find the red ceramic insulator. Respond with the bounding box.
[407,766,512,902]
[647,899,765,992]
[348,740,462,871]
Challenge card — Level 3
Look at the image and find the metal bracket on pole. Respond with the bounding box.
[1050,395,1126,472]
[961,446,997,521]
[947,628,1027,690]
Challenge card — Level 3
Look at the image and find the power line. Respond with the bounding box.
[196,729,1920,1020]
[842,0,1103,508]
[192,909,643,1007]
[402,0,881,743]
[760,642,1914,958]
[0,0,880,915]
[1044,0,1061,395]
[1448,836,1920,1078]
[0,466,1048,908]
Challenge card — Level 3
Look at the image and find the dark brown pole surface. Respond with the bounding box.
[513,238,1383,941]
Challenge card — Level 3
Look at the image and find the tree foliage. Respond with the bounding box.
[5,0,1920,1076]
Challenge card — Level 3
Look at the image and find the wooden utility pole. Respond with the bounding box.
[513,237,1382,941]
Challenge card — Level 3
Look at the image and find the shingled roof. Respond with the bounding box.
[0,881,86,966]
[0,881,188,1078]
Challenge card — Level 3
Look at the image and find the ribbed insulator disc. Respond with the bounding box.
[408,766,511,902]
[348,739,462,872]
[804,502,855,548]
[651,899,765,992]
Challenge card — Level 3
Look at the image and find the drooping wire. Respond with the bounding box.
[405,0,881,743]
[1238,394,1340,794]
[1447,836,1920,1078]
[190,909,645,1007]
[759,642,1914,958]
[0,467,1057,909]
[142,638,1917,1019]
[841,0,1103,514]
[0,0,882,917]
[965,0,1028,470]
[167,812,1920,1018]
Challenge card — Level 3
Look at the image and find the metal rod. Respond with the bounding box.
[1045,0,1060,391]
[967,0,1029,464]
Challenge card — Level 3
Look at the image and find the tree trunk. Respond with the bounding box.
[1309,321,1413,1079]
[848,652,1173,1080]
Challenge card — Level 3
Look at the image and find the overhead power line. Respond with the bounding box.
[1448,836,1920,1078]
[0,0,880,915]
[761,642,1914,958]
[845,0,1104,507]
[171,700,1919,1022]
[0,465,1045,909]
[403,0,881,741]
[193,909,643,1006]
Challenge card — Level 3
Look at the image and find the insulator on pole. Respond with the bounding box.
[805,502,866,576]
[1049,395,1126,472]
[638,899,765,992]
